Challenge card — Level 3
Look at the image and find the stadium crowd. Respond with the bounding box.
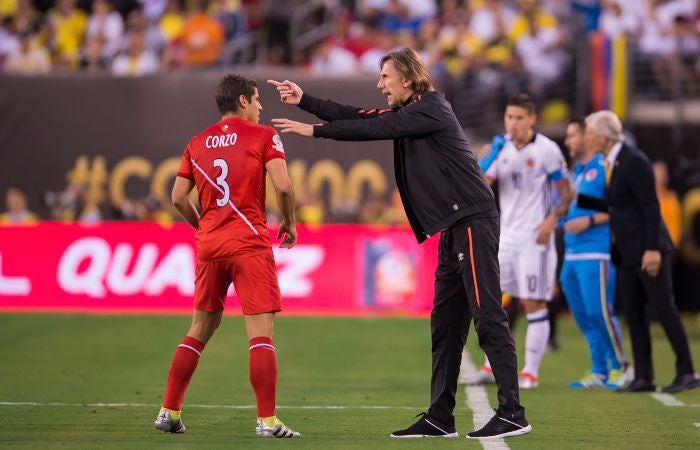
[0,0,697,89]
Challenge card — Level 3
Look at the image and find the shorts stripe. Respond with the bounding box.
[467,227,481,309]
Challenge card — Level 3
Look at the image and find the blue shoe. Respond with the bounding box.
[569,372,606,389]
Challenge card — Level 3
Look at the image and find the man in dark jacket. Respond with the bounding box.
[585,110,699,393]
[269,48,530,440]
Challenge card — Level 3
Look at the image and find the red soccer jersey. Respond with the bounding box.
[177,117,286,261]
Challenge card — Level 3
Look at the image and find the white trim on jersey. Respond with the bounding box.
[564,253,611,261]
[190,158,259,236]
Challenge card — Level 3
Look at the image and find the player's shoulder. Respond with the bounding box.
[533,132,557,148]
[534,133,563,155]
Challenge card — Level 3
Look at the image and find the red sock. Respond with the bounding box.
[249,336,277,418]
[162,336,205,411]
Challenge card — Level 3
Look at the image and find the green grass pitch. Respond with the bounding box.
[0,313,698,449]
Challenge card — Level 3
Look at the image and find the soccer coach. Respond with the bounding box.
[585,111,698,393]
[269,48,530,440]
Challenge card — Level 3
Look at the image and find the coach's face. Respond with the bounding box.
[504,105,535,142]
[565,123,585,160]
[584,126,608,155]
[377,60,413,108]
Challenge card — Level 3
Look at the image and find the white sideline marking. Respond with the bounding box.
[651,393,685,407]
[0,401,420,410]
[462,352,510,449]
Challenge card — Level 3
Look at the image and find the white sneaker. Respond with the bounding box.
[605,366,635,390]
[256,417,301,438]
[518,371,539,389]
[154,408,185,433]
[460,366,496,385]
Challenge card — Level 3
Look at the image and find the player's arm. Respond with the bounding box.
[266,158,297,249]
[268,79,382,122]
[480,135,506,186]
[563,212,610,235]
[536,178,575,245]
[171,176,199,229]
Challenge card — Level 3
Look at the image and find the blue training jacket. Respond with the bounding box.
[563,153,611,257]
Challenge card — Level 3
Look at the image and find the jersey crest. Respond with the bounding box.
[585,168,598,182]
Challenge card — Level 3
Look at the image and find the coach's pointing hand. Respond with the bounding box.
[272,118,314,137]
[267,79,303,105]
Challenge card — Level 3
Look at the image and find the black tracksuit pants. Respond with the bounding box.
[427,215,524,425]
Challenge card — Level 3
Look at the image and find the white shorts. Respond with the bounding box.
[499,245,557,301]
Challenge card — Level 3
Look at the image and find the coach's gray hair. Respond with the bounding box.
[585,110,625,143]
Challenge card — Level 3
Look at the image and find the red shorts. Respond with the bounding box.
[194,251,281,315]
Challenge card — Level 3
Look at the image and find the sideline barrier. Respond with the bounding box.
[0,222,438,316]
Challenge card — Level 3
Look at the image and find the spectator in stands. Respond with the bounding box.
[159,0,185,68]
[0,187,38,225]
[126,6,165,54]
[328,11,374,60]
[43,0,88,68]
[264,0,294,64]
[375,0,437,35]
[0,17,19,70]
[5,28,51,74]
[598,0,640,39]
[510,0,559,41]
[159,0,186,43]
[181,0,224,67]
[514,10,566,100]
[15,0,42,34]
[359,25,396,73]
[653,160,682,247]
[671,15,700,96]
[139,0,169,23]
[296,192,325,227]
[209,0,246,41]
[356,194,387,224]
[112,27,160,75]
[86,0,125,60]
[469,0,517,46]
[79,35,109,71]
[309,39,358,76]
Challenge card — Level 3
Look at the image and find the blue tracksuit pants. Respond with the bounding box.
[560,258,627,375]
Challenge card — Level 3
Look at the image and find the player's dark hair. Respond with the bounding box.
[568,116,586,131]
[380,48,435,95]
[216,74,258,115]
[506,93,536,115]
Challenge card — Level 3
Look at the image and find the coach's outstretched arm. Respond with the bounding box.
[272,97,445,141]
[268,79,388,122]
[266,158,297,249]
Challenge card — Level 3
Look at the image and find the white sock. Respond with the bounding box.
[522,309,550,378]
[483,356,491,371]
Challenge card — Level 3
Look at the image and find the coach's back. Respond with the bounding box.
[608,142,673,266]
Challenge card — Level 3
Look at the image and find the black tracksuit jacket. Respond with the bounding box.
[300,91,497,243]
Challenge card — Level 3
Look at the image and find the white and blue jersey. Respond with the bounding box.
[563,153,610,258]
[485,132,568,300]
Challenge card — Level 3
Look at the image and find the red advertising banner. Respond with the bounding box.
[0,223,438,316]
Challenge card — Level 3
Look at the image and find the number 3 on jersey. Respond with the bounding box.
[213,158,230,207]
